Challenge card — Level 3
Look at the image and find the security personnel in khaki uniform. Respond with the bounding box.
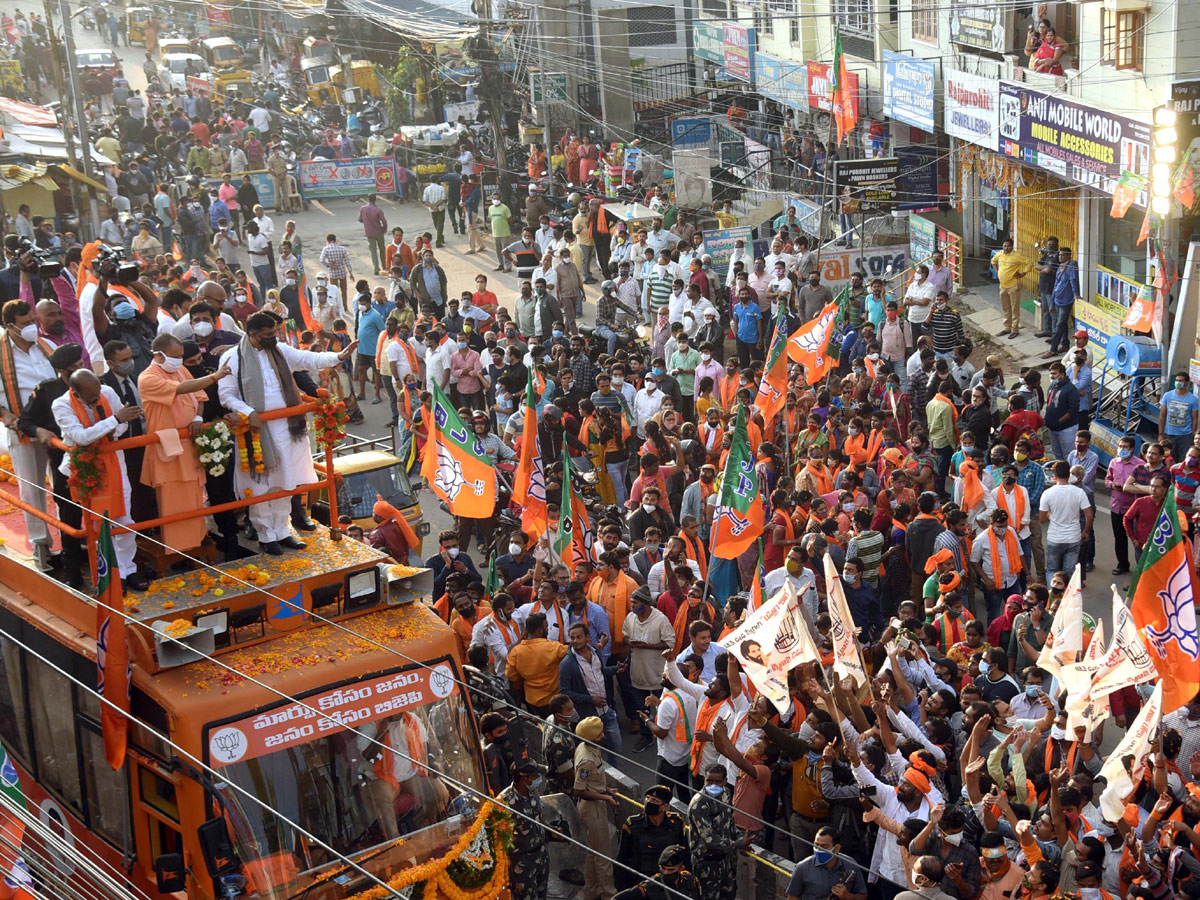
[574,716,617,900]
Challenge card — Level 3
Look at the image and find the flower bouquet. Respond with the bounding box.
[192,419,234,478]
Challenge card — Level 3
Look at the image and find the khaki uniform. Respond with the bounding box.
[575,741,616,900]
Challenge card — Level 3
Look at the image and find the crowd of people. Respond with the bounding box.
[5,130,1200,900]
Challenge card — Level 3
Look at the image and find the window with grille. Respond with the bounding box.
[912,0,937,44]
[833,0,872,35]
[701,0,727,17]
[627,5,677,47]
[1101,9,1143,70]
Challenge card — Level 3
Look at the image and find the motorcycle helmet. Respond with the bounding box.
[600,280,617,295]
[567,191,582,207]
[542,404,561,421]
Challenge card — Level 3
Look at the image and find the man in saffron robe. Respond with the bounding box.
[139,334,230,552]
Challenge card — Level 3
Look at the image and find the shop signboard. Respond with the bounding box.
[755,53,808,111]
[834,157,900,212]
[706,226,754,279]
[948,0,1006,53]
[818,244,909,289]
[297,157,400,200]
[1076,264,1139,355]
[0,60,22,94]
[882,51,936,133]
[895,145,940,210]
[693,21,725,64]
[671,117,713,148]
[720,139,745,169]
[1170,79,1200,157]
[997,82,1151,199]
[944,68,999,152]
[807,62,859,119]
[722,23,755,83]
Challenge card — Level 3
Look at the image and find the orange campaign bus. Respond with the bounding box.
[0,400,500,900]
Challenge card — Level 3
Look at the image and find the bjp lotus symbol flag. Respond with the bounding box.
[1129,488,1200,713]
[553,434,594,574]
[95,517,130,771]
[754,313,789,425]
[421,379,496,518]
[710,406,764,561]
[512,369,549,542]
[787,301,840,385]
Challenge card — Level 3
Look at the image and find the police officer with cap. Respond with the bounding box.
[613,845,701,900]
[615,784,686,888]
[499,758,550,900]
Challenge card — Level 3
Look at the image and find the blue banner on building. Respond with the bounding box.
[671,117,713,147]
[754,53,808,111]
[882,51,936,133]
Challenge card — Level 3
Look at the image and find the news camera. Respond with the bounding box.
[93,244,140,286]
[14,237,62,279]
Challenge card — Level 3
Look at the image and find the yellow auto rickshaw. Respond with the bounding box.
[331,60,380,98]
[301,56,336,106]
[310,447,429,551]
[199,36,242,71]
[214,68,254,103]
[127,6,152,45]
[302,34,336,61]
[158,35,191,61]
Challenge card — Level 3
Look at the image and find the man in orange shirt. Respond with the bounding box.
[587,550,641,735]
[384,227,416,276]
[448,591,490,660]
[506,612,569,716]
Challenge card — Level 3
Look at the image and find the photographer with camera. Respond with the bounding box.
[0,236,44,304]
[78,241,145,374]
[90,273,160,379]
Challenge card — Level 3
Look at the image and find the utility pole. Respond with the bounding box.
[56,0,101,237]
[475,0,509,207]
[41,0,87,237]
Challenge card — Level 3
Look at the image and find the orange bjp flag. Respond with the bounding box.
[787,301,840,385]
[512,369,549,541]
[421,380,496,518]
[1128,488,1200,713]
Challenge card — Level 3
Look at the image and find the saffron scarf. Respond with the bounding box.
[691,697,727,773]
[985,526,1023,588]
[68,390,126,518]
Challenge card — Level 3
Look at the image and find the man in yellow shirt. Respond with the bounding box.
[990,238,1029,338]
[506,612,569,716]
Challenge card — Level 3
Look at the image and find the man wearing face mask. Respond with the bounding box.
[683,765,738,900]
[970,508,1024,621]
[0,297,63,563]
[908,805,980,900]
[498,758,551,900]
[798,270,834,322]
[53,369,149,590]
[784,825,867,900]
[138,333,229,552]
[217,312,358,555]
[615,785,687,890]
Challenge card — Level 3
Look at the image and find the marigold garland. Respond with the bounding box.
[313,393,349,450]
[230,413,266,474]
[68,444,103,503]
[339,802,512,900]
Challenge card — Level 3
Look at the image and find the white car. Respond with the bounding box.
[157,53,211,91]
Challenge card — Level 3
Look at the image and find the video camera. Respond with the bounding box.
[14,237,62,280]
[93,244,140,286]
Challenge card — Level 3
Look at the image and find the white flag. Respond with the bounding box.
[823,554,868,690]
[1064,621,1108,739]
[1087,587,1158,701]
[723,581,820,714]
[1098,681,1163,822]
[1037,563,1084,677]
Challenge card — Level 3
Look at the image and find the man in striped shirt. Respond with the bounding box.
[318,233,352,305]
[845,508,884,588]
[927,292,966,359]
[643,251,675,321]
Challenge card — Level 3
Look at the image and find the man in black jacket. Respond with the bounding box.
[904,491,946,600]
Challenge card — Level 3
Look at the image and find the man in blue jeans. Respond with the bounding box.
[1046,246,1081,357]
[1038,459,1092,581]
[1034,235,1060,338]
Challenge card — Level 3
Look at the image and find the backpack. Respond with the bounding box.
[1016,419,1045,460]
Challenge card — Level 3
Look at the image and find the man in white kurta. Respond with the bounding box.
[217,313,358,552]
[52,370,147,589]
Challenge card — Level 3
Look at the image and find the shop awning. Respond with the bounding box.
[0,163,59,191]
[0,97,58,127]
[341,0,475,41]
[53,163,106,191]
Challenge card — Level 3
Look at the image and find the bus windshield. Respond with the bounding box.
[206,664,485,896]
